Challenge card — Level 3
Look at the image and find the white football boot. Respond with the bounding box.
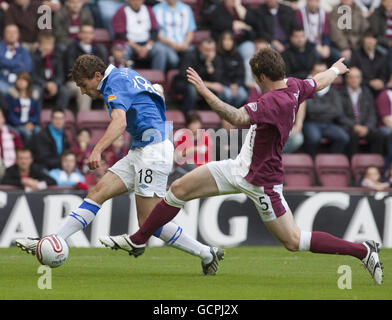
[15,237,40,255]
[99,234,145,258]
[362,240,383,285]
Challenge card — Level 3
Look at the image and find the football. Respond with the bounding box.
[36,235,69,268]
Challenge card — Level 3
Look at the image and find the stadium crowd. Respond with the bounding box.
[0,0,392,190]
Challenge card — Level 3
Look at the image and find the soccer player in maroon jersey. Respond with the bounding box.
[112,48,383,283]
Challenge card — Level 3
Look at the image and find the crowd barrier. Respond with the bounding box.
[0,188,391,248]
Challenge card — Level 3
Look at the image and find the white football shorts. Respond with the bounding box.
[109,139,174,197]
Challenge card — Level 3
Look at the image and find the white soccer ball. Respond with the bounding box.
[36,235,69,268]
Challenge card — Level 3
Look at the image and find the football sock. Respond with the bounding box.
[130,190,184,245]
[154,222,213,263]
[56,198,101,240]
[309,231,368,260]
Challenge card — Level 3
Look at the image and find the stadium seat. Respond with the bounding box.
[351,153,385,183]
[194,110,221,129]
[134,69,166,90]
[40,109,76,144]
[192,30,211,46]
[166,110,186,130]
[77,110,110,145]
[282,153,314,187]
[94,28,112,48]
[166,69,182,101]
[315,154,351,187]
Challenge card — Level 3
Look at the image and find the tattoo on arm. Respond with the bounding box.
[205,94,250,125]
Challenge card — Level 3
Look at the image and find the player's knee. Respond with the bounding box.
[170,179,187,200]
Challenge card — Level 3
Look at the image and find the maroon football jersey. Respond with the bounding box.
[238,77,317,186]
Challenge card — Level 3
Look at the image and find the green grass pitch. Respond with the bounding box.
[0,246,390,300]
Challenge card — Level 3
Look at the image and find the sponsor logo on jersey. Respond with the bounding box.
[139,184,149,189]
[108,95,117,101]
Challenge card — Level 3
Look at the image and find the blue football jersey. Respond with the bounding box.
[98,65,172,149]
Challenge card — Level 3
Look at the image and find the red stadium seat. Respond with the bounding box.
[166,69,182,101]
[315,154,351,187]
[77,110,110,145]
[94,28,112,48]
[134,69,166,90]
[282,154,314,187]
[166,110,186,130]
[194,110,221,129]
[192,30,211,47]
[351,154,385,183]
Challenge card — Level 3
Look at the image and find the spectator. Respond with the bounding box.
[282,27,320,79]
[108,42,133,68]
[209,0,257,86]
[355,0,381,17]
[31,108,71,170]
[104,134,128,168]
[361,165,390,190]
[339,67,385,156]
[3,0,41,52]
[240,0,300,53]
[31,31,69,109]
[369,0,392,49]
[112,0,167,72]
[42,0,62,13]
[84,155,108,188]
[169,113,212,184]
[375,89,392,138]
[5,72,40,143]
[97,0,125,37]
[296,0,340,63]
[369,0,392,74]
[1,147,56,190]
[217,31,248,107]
[71,127,93,174]
[329,0,369,61]
[48,150,86,187]
[302,62,349,157]
[175,38,223,114]
[53,0,95,52]
[153,0,196,70]
[0,24,32,95]
[0,107,23,179]
[351,31,389,95]
[65,24,107,111]
[174,113,213,166]
[282,101,306,153]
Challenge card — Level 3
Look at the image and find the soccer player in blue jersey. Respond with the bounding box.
[16,54,223,275]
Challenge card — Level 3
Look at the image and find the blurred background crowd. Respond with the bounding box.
[0,0,392,191]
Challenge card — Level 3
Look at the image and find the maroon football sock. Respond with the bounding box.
[130,200,181,245]
[310,231,368,260]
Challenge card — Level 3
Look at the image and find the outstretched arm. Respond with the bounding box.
[186,67,250,126]
[313,58,350,91]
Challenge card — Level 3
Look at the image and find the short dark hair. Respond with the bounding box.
[186,113,202,126]
[51,107,65,118]
[249,48,286,81]
[77,127,91,136]
[16,147,32,156]
[70,54,107,83]
[61,150,76,160]
[37,30,55,43]
[290,26,305,37]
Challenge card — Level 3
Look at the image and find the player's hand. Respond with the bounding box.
[187,67,209,96]
[332,58,349,75]
[88,149,102,170]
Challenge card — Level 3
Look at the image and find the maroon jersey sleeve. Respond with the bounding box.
[375,90,392,119]
[243,98,279,125]
[291,77,317,104]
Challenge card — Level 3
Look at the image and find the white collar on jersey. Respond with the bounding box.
[97,64,116,90]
